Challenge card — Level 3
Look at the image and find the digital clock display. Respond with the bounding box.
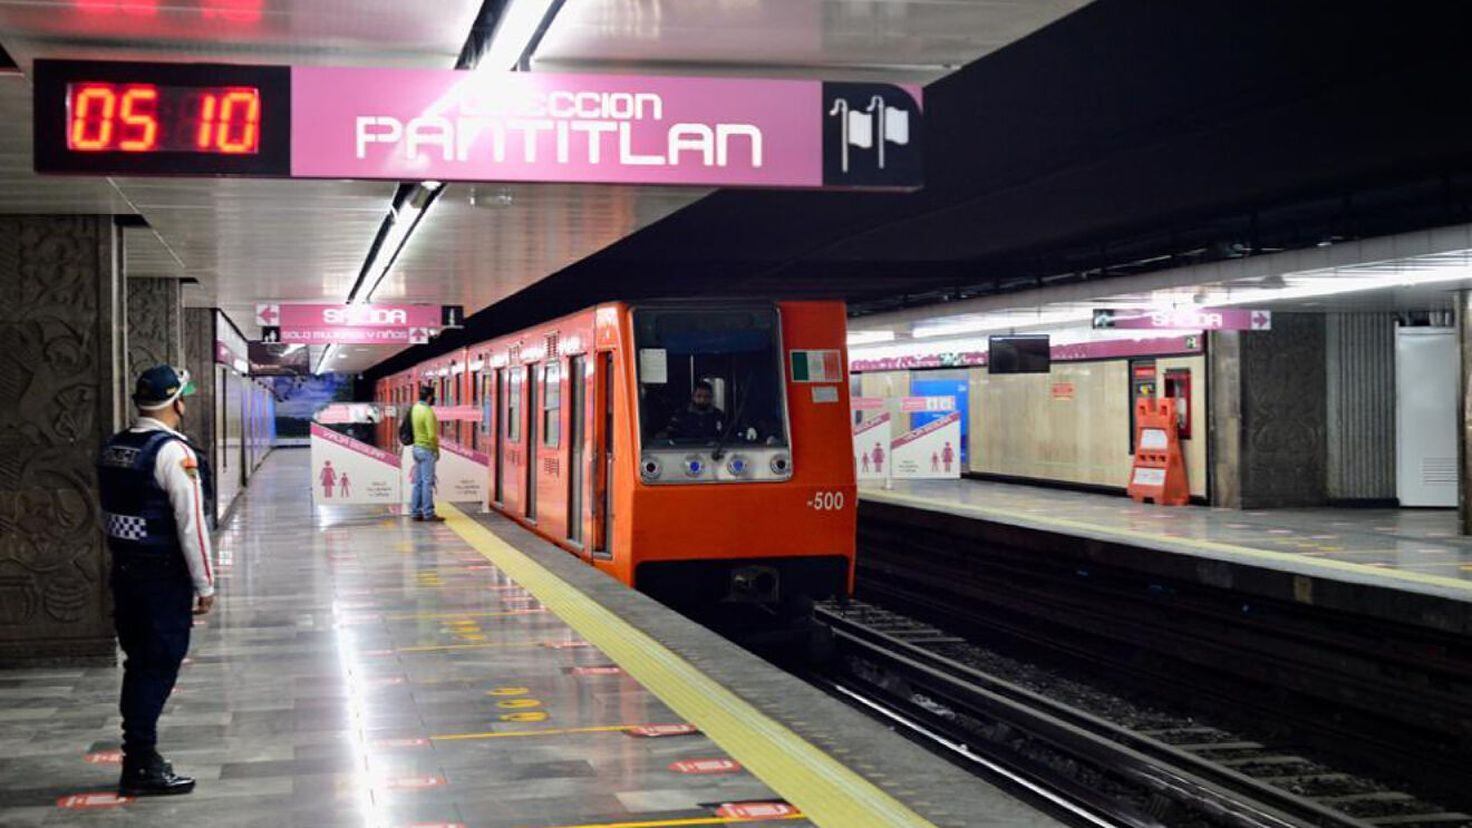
[67,83,261,154]
[34,59,289,176]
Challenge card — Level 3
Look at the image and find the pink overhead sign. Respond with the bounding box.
[276,304,440,329]
[1093,308,1271,331]
[290,67,922,190]
[281,327,432,346]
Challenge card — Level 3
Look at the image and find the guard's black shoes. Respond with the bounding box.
[118,755,196,797]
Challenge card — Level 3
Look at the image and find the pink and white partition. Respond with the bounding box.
[310,423,402,505]
[853,413,893,482]
[890,412,962,480]
[400,440,489,508]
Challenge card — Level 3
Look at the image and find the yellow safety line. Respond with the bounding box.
[438,503,935,828]
[866,489,1472,595]
[381,608,546,621]
[432,724,634,741]
[540,815,805,828]
[395,640,553,654]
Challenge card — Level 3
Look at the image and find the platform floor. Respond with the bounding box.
[0,450,1051,828]
[864,478,1472,603]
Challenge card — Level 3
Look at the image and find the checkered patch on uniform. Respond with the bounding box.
[103,512,147,541]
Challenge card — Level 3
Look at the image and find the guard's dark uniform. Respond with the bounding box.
[97,423,212,790]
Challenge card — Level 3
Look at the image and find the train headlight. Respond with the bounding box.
[770,453,791,475]
[726,456,749,477]
[640,456,662,480]
[684,456,705,478]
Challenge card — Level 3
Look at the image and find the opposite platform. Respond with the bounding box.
[863,478,1472,632]
[0,449,1056,828]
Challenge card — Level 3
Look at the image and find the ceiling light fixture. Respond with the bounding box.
[847,330,896,346]
[473,0,567,72]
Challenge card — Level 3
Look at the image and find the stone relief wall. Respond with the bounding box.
[0,215,122,664]
[182,308,216,456]
[1210,314,1329,509]
[126,277,182,384]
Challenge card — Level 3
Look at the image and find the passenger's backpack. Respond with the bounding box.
[398,405,416,446]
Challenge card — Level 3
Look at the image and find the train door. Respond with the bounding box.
[591,352,613,559]
[568,355,585,547]
[493,368,506,505]
[524,364,538,520]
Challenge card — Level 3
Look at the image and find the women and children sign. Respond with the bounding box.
[852,397,962,482]
[309,422,487,508]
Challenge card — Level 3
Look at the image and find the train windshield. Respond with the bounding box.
[633,306,789,449]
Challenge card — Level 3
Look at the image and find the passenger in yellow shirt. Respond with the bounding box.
[410,384,441,522]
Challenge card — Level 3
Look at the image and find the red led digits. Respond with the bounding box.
[69,84,116,150]
[214,89,260,153]
[117,86,159,151]
[66,82,260,154]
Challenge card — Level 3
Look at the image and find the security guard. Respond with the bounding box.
[97,365,216,797]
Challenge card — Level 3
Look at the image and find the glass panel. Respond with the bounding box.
[633,305,788,449]
[543,361,561,448]
[506,371,522,442]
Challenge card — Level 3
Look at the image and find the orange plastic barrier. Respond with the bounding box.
[1127,397,1189,506]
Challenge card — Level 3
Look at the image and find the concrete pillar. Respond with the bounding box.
[0,215,125,666]
[1455,291,1472,534]
[1208,313,1329,509]
[125,276,183,383]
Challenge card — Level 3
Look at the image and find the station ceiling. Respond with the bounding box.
[0,0,1090,373]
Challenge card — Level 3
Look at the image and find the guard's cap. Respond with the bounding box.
[134,365,197,410]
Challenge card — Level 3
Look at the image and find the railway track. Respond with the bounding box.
[815,601,1471,828]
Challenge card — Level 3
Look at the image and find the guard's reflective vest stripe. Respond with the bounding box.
[97,430,201,568]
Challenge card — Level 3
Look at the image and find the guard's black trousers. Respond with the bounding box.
[112,563,194,761]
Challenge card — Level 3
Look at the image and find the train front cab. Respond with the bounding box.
[607,300,856,620]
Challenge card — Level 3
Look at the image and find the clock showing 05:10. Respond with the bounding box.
[33,59,290,176]
[66,83,261,154]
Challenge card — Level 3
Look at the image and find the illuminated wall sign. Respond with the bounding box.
[34,60,923,190]
[1093,308,1272,331]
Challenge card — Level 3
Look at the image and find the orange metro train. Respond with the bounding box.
[375,300,856,619]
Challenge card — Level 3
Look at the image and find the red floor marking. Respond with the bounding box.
[372,737,430,749]
[57,792,132,809]
[570,665,623,676]
[627,724,699,738]
[545,640,592,649]
[386,775,446,790]
[359,648,395,657]
[669,758,741,774]
[407,823,465,828]
[366,675,407,687]
[716,802,799,818]
[82,750,122,764]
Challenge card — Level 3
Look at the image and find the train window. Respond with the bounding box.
[632,305,789,449]
[542,361,561,448]
[506,370,522,442]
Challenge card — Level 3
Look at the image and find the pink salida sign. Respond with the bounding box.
[291,68,922,190]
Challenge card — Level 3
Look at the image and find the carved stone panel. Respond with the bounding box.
[126,277,182,385]
[0,215,122,665]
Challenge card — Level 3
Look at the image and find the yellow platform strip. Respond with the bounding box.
[868,490,1472,596]
[439,503,935,828]
[546,815,805,828]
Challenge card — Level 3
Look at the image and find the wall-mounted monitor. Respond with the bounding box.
[988,335,1051,374]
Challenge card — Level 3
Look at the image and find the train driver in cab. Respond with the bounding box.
[666,380,726,442]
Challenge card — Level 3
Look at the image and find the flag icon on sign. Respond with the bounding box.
[828,95,911,173]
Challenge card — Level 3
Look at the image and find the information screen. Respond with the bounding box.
[34,60,289,176]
